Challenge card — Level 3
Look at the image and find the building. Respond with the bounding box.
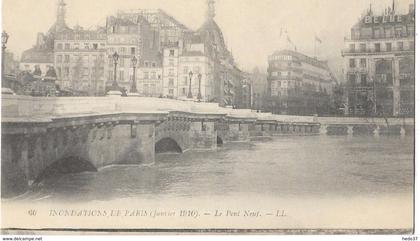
[147,0,246,105]
[249,67,269,111]
[193,0,245,106]
[116,9,192,50]
[54,26,107,95]
[20,0,71,79]
[267,50,335,115]
[105,13,161,93]
[342,2,415,117]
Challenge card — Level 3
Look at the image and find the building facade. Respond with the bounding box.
[18,0,247,103]
[54,27,107,95]
[342,3,415,117]
[105,14,161,93]
[116,9,192,51]
[267,50,335,115]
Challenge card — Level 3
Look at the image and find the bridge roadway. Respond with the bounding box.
[1,95,414,197]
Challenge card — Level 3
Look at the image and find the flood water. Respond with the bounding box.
[14,135,414,203]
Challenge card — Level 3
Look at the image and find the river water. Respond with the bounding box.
[5,135,414,230]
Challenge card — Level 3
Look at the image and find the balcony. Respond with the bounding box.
[344,34,414,42]
[267,75,302,81]
[342,48,414,56]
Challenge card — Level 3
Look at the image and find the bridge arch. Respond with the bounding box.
[155,137,183,154]
[34,156,97,184]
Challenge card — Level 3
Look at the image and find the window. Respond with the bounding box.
[348,74,356,85]
[193,66,200,74]
[349,44,355,52]
[360,58,367,68]
[119,71,124,81]
[131,47,136,55]
[374,43,381,52]
[169,69,174,76]
[272,72,278,77]
[64,67,70,77]
[83,67,89,77]
[359,43,366,52]
[120,58,125,68]
[182,88,186,95]
[151,71,156,79]
[386,73,393,85]
[64,55,70,63]
[144,72,149,79]
[409,41,414,50]
[395,27,403,37]
[169,58,174,66]
[74,43,80,50]
[373,28,381,38]
[386,43,392,52]
[56,67,61,77]
[169,89,174,95]
[361,74,367,86]
[398,42,404,51]
[349,59,356,68]
[168,78,174,86]
[93,43,98,50]
[385,28,392,38]
[183,66,188,74]
[151,62,156,68]
[64,43,70,50]
[169,49,175,56]
[144,61,149,67]
[57,55,63,63]
[119,47,126,54]
[84,43,89,50]
[57,43,63,50]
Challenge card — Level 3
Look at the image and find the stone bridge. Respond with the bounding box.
[1,95,413,197]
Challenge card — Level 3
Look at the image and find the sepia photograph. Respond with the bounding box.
[0,0,416,237]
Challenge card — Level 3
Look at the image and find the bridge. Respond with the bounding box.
[1,95,414,197]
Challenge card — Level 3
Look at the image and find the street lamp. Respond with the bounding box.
[129,55,138,94]
[187,71,193,98]
[112,52,119,88]
[197,73,202,101]
[2,31,9,86]
[107,51,122,96]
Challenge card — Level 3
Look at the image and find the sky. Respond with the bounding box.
[2,0,414,78]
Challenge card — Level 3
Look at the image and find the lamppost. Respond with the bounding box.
[128,55,139,96]
[187,71,193,98]
[2,31,9,87]
[197,73,202,101]
[107,51,122,96]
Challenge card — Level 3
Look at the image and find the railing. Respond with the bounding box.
[1,95,413,126]
[344,34,414,41]
[342,48,414,55]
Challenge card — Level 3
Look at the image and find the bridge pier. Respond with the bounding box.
[400,126,406,137]
[319,124,328,135]
[189,118,217,151]
[347,126,354,136]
